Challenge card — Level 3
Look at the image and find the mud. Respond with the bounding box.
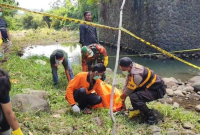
[172,96,200,111]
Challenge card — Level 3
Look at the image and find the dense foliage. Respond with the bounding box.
[1,0,99,30]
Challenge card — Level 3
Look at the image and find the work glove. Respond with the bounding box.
[115,96,124,104]
[72,104,80,113]
[104,56,108,67]
[12,128,23,135]
[128,109,140,119]
[0,39,2,47]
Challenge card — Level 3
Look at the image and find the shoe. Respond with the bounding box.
[83,108,92,114]
[146,110,158,125]
[146,115,158,125]
[53,82,58,85]
[139,110,158,125]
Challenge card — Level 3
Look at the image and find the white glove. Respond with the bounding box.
[72,105,80,113]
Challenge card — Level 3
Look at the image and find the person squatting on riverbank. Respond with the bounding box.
[115,57,166,125]
[81,44,108,81]
[0,7,12,59]
[65,63,109,114]
[50,49,74,85]
[79,11,98,47]
[0,69,23,135]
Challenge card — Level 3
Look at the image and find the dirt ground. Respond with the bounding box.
[172,96,200,111]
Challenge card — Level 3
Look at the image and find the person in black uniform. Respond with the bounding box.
[0,69,23,135]
[0,7,12,59]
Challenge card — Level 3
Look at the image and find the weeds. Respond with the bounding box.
[1,30,199,134]
[10,28,79,54]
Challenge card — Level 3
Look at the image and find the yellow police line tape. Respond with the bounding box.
[1,3,200,70]
[108,48,200,58]
[121,27,200,70]
[0,3,118,31]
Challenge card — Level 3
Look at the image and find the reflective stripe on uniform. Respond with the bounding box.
[146,74,157,88]
[139,68,151,87]
[127,75,137,90]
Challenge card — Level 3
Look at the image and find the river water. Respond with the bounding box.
[22,43,200,81]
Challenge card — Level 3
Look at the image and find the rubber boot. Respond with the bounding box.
[146,110,158,125]
[128,108,140,119]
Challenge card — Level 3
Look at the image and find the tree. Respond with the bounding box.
[0,0,19,16]
[77,0,98,22]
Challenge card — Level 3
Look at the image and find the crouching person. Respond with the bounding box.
[0,69,23,135]
[65,63,109,114]
[50,49,74,85]
[116,57,166,125]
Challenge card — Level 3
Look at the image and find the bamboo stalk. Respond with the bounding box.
[109,0,126,135]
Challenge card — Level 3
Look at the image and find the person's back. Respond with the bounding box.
[79,11,98,46]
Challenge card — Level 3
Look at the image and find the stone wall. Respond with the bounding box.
[99,0,200,53]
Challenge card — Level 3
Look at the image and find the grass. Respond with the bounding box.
[1,54,199,135]
[0,30,199,134]
[10,28,79,54]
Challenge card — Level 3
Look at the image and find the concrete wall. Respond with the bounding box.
[99,0,200,53]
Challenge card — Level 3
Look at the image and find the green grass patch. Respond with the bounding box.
[1,49,200,134]
[10,28,79,54]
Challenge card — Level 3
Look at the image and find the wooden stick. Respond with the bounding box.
[109,0,126,134]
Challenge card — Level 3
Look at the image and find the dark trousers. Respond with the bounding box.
[129,84,166,116]
[73,88,102,110]
[0,106,10,132]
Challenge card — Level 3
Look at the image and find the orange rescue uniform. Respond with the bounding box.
[65,72,109,108]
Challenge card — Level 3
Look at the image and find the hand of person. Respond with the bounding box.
[115,96,124,104]
[104,56,108,67]
[51,64,57,68]
[72,105,80,113]
[121,101,126,111]
[0,39,2,46]
[12,128,23,135]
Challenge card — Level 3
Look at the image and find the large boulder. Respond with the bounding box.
[195,104,200,112]
[183,86,194,92]
[188,76,200,83]
[11,94,50,113]
[166,89,174,96]
[162,77,178,88]
[192,81,200,91]
[23,89,49,100]
[174,90,184,97]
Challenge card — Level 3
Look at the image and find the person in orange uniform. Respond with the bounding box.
[65,63,109,114]
[81,44,108,72]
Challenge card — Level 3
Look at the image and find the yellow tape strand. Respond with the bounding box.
[0,3,118,31]
[121,27,200,70]
[1,3,200,70]
[108,48,200,57]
